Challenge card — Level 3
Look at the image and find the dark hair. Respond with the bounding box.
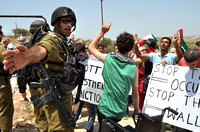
[76,43,86,53]
[97,43,104,48]
[196,41,200,46]
[116,32,134,54]
[184,49,200,63]
[161,37,171,46]
[0,25,2,28]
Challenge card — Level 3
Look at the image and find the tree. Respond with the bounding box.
[99,38,114,52]
[12,28,30,36]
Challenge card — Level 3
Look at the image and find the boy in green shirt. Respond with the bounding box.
[88,23,140,131]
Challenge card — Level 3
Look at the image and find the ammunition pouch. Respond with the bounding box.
[60,36,85,86]
[63,58,85,85]
[31,91,54,109]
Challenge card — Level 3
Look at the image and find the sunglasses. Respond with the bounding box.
[60,18,75,26]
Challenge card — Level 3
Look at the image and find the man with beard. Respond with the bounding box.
[2,6,78,132]
[134,33,183,66]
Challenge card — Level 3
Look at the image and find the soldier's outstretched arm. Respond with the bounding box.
[2,44,47,74]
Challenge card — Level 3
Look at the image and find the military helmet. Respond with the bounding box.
[30,20,50,34]
[51,6,76,26]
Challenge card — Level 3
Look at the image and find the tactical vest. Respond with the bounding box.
[46,32,85,85]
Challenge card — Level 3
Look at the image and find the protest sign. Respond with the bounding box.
[72,59,104,105]
[143,64,200,131]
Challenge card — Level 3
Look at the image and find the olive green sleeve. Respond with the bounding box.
[35,34,66,63]
[0,45,6,63]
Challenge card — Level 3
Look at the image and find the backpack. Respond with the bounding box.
[17,22,50,92]
[27,23,50,48]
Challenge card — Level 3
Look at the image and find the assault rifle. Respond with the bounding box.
[30,64,74,132]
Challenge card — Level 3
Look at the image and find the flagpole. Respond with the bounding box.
[100,0,104,45]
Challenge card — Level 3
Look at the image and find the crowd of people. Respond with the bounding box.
[0,5,199,132]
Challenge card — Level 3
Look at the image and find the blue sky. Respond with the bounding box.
[0,0,200,40]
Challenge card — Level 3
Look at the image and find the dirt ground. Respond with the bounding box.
[10,76,135,132]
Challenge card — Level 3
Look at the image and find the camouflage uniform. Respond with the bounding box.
[32,32,76,132]
[0,45,14,132]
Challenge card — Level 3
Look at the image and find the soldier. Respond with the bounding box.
[2,6,79,131]
[0,44,14,131]
[16,21,49,102]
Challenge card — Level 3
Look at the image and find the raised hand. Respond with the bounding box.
[134,33,139,45]
[134,34,139,51]
[101,23,112,35]
[173,33,179,44]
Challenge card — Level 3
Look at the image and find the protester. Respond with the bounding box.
[88,23,140,131]
[97,43,106,53]
[134,33,183,66]
[0,29,14,132]
[179,41,200,69]
[179,48,200,68]
[174,49,200,132]
[134,33,183,131]
[72,43,97,132]
[2,6,79,131]
[114,43,119,53]
[133,38,159,110]
[195,41,200,49]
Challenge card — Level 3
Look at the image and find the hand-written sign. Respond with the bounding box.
[143,64,200,132]
[72,59,104,105]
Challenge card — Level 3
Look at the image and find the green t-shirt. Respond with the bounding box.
[98,55,136,120]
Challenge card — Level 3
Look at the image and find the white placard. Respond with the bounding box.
[72,59,104,105]
[143,64,200,132]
